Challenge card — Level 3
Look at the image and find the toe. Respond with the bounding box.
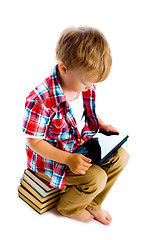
[100,217,111,226]
[105,211,112,221]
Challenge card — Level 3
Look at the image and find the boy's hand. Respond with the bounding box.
[66,153,92,175]
[97,116,119,134]
[100,124,119,133]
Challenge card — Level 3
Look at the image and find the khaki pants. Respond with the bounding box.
[57,147,130,217]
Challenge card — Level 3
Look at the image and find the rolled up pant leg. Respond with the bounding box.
[56,164,107,217]
[57,147,129,217]
[86,147,130,211]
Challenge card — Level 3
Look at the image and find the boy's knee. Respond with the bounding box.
[81,165,107,194]
[118,147,130,169]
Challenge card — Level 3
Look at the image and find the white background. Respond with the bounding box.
[1,0,160,239]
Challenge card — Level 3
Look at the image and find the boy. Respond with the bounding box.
[22,26,130,225]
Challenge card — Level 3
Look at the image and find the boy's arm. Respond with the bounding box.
[27,138,70,164]
[27,138,92,175]
[97,115,119,133]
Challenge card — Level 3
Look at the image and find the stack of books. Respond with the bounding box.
[18,169,65,214]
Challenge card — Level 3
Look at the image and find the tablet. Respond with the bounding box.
[73,130,129,165]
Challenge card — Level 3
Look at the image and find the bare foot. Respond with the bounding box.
[87,208,112,225]
[69,209,94,223]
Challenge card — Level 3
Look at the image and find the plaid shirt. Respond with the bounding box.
[22,65,98,189]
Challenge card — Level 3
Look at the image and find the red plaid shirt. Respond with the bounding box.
[23,65,98,189]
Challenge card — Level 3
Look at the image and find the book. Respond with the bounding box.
[35,171,50,183]
[18,169,65,214]
[20,178,62,202]
[18,185,60,210]
[73,130,129,165]
[25,169,54,192]
[18,192,59,214]
[22,170,62,198]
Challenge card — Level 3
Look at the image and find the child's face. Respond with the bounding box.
[58,63,96,93]
[64,70,94,92]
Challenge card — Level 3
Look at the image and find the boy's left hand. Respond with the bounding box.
[100,124,119,133]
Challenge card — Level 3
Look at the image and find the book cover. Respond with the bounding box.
[18,190,59,214]
[18,185,61,208]
[22,172,62,198]
[25,169,53,192]
[20,178,63,202]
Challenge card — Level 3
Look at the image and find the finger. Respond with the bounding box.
[108,127,119,133]
[81,161,92,169]
[110,126,119,133]
[81,170,86,175]
[80,163,92,174]
[81,165,91,171]
[81,155,92,163]
[112,127,119,133]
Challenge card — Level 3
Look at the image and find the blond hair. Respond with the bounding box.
[56,26,112,82]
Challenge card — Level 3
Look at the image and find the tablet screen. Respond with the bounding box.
[73,131,129,165]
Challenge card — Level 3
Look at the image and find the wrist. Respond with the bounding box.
[63,151,71,166]
[97,115,105,130]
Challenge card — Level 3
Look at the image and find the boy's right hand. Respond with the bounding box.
[66,153,92,175]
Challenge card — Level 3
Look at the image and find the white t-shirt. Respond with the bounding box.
[69,92,85,134]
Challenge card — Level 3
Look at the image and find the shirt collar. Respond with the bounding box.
[50,65,67,108]
[49,65,95,110]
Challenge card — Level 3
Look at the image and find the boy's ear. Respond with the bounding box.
[58,62,67,74]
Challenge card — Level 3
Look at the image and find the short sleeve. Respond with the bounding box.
[22,100,50,138]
